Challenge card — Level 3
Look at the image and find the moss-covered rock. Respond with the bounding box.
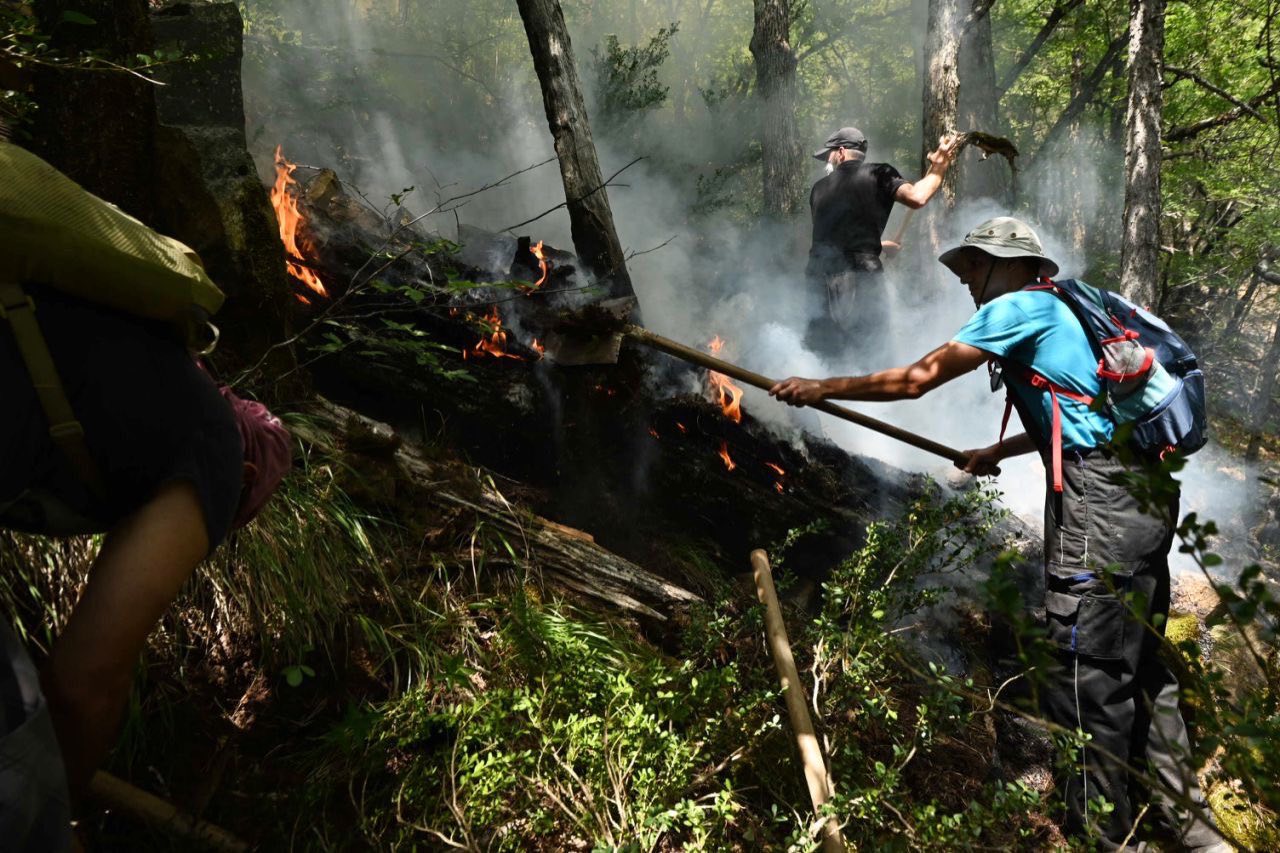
[1208,780,1280,852]
[1165,610,1201,648]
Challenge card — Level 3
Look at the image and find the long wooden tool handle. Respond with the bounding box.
[751,549,846,853]
[89,771,250,852]
[627,326,969,466]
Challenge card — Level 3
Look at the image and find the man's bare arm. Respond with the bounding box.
[894,135,962,209]
[960,432,1037,475]
[769,341,988,405]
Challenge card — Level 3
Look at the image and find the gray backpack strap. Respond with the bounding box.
[0,621,73,853]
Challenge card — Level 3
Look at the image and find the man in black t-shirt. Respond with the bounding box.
[806,127,959,353]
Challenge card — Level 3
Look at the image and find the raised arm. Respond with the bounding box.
[894,135,962,209]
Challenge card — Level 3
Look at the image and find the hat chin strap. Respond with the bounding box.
[976,258,998,305]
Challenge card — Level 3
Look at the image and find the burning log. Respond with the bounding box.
[267,164,1027,590]
[270,145,330,302]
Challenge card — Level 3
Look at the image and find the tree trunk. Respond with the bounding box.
[1119,0,1166,308]
[1022,28,1129,174]
[922,0,963,205]
[1226,257,1278,342]
[1066,44,1088,256]
[750,0,803,220]
[956,1,1007,202]
[291,401,702,620]
[997,0,1085,98]
[516,0,635,302]
[1246,290,1280,464]
[29,0,158,221]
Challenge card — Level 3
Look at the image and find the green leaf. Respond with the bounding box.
[59,11,97,26]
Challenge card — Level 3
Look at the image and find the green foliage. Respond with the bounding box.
[277,482,1054,850]
[336,587,773,850]
[591,24,679,130]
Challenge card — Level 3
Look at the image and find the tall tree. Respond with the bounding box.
[516,0,635,300]
[750,0,803,220]
[1119,0,1166,307]
[1246,262,1280,464]
[956,1,1006,202]
[921,0,963,205]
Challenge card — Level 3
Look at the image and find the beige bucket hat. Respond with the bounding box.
[938,216,1059,277]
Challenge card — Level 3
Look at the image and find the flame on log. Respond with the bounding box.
[269,145,329,301]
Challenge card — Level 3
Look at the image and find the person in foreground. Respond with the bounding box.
[0,287,292,844]
[769,216,1227,850]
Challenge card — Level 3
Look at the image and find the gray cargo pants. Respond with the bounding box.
[1039,449,1225,850]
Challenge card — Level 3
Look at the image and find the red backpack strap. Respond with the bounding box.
[1006,364,1094,494]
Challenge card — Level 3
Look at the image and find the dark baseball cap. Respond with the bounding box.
[813,126,868,160]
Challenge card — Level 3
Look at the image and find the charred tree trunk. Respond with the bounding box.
[516,0,635,301]
[149,3,295,379]
[750,0,803,220]
[30,0,158,221]
[291,401,702,620]
[956,1,1007,202]
[922,0,963,206]
[1119,0,1166,308]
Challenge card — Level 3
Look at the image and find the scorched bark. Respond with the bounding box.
[516,0,635,302]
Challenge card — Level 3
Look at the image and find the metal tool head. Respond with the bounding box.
[542,296,638,365]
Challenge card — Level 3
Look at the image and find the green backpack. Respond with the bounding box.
[0,141,226,496]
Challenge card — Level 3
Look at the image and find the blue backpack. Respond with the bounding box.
[999,278,1207,492]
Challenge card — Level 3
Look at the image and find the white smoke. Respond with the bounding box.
[239,0,1260,580]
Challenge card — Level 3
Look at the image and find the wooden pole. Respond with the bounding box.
[629,326,970,466]
[88,771,249,852]
[750,549,846,853]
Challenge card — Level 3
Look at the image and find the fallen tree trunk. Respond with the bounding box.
[291,399,701,620]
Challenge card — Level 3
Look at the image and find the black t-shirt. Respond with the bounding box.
[807,161,906,273]
[0,286,243,549]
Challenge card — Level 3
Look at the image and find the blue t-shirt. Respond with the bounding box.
[953,290,1114,451]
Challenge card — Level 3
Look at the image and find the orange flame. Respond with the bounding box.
[717,440,736,471]
[464,305,522,360]
[706,336,743,423]
[676,422,688,433]
[530,240,549,288]
[270,145,329,299]
[531,338,545,359]
[765,462,785,477]
[648,427,660,440]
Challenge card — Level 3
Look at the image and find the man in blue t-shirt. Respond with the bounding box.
[769,217,1227,851]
